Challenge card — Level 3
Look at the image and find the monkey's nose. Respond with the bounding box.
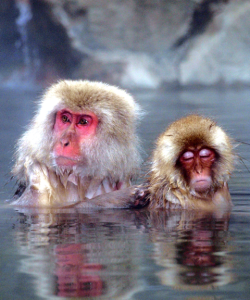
[194,163,202,174]
[60,138,70,147]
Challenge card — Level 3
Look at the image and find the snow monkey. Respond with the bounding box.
[146,115,235,210]
[12,80,142,208]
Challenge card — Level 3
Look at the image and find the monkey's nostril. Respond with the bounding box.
[64,142,70,147]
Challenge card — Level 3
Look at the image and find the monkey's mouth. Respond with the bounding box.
[192,179,212,193]
[55,156,79,167]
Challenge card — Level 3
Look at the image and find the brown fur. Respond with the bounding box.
[12,80,142,207]
[148,115,235,210]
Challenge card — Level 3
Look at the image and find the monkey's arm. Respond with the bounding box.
[12,177,149,209]
[12,186,41,207]
[73,185,149,209]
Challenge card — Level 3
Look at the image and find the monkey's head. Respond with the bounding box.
[150,115,235,197]
[14,80,142,182]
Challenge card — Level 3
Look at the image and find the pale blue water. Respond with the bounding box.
[1,87,250,299]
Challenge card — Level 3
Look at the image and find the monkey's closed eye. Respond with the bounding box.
[199,148,212,158]
[181,151,194,161]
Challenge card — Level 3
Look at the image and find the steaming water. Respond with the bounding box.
[15,0,33,68]
[1,87,250,299]
[14,0,41,84]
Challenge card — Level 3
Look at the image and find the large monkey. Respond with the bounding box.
[12,80,142,208]
[147,115,235,210]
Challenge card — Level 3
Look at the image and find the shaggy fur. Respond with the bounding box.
[12,80,142,207]
[148,115,235,210]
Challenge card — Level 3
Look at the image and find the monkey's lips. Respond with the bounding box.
[55,156,79,167]
[191,178,212,193]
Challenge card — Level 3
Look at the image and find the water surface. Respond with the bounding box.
[1,87,250,299]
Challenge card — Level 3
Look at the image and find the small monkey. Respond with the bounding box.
[12,80,142,208]
[147,115,235,210]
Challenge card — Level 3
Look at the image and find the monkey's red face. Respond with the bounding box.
[179,147,216,194]
[53,109,98,167]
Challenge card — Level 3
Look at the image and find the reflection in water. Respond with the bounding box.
[14,209,145,299]
[12,208,234,298]
[150,210,233,290]
[3,86,250,299]
[55,244,103,297]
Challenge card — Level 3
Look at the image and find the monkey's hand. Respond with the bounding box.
[128,185,150,208]
[74,185,149,209]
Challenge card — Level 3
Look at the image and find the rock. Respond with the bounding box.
[2,0,250,89]
[180,1,250,86]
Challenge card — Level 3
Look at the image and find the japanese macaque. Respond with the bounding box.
[12,80,142,208]
[147,115,235,210]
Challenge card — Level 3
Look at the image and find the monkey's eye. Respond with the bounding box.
[78,118,89,125]
[199,148,212,158]
[61,115,70,123]
[181,151,194,161]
